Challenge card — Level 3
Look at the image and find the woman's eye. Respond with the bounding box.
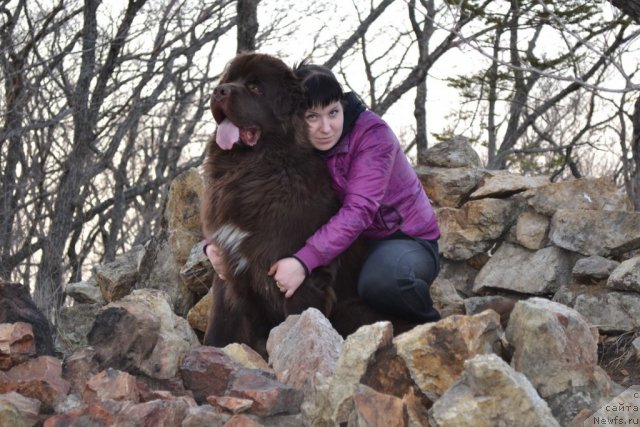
[329,109,338,117]
[305,114,317,121]
[247,83,261,94]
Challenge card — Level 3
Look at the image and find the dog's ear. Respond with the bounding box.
[273,74,305,122]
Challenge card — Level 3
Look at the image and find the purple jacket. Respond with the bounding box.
[295,110,440,273]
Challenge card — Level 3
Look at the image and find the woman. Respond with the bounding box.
[208,62,441,324]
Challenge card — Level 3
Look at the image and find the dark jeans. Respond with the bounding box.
[357,234,441,323]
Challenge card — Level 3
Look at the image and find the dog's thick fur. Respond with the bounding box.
[201,53,414,352]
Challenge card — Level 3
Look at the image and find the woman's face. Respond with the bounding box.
[305,100,344,151]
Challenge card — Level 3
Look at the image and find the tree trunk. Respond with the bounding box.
[414,81,429,163]
[34,0,102,319]
[237,0,259,53]
[631,94,640,210]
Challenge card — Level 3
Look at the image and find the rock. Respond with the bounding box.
[359,346,425,404]
[180,346,240,404]
[470,174,549,199]
[506,298,613,424]
[54,303,101,353]
[572,255,620,283]
[44,398,193,427]
[301,322,394,426]
[223,343,271,372]
[182,404,230,427]
[165,168,204,267]
[62,347,100,396]
[348,385,407,427]
[403,389,432,426]
[434,259,479,298]
[116,398,194,426]
[549,209,640,257]
[267,308,344,391]
[437,198,518,260]
[223,414,264,426]
[473,243,580,295]
[0,280,55,356]
[88,289,199,380]
[180,240,214,295]
[64,279,105,305]
[419,136,482,168]
[0,322,35,370]
[94,246,145,303]
[207,395,253,414]
[394,310,504,401]
[429,272,465,318]
[185,290,212,327]
[428,354,559,427]
[527,177,633,216]
[53,393,84,416]
[187,291,212,333]
[137,235,194,317]
[226,368,304,416]
[572,288,640,333]
[607,256,640,292]
[511,209,549,250]
[0,356,70,411]
[42,400,128,426]
[0,391,41,427]
[416,166,481,208]
[463,295,518,327]
[82,368,140,404]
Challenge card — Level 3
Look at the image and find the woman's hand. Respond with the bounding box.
[268,257,306,298]
[204,241,228,280]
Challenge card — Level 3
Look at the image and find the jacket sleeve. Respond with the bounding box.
[294,122,398,272]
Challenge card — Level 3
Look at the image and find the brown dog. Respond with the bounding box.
[201,53,414,352]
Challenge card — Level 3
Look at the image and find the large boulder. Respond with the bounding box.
[0,322,35,370]
[549,209,640,257]
[470,173,549,199]
[94,245,145,303]
[526,177,633,215]
[394,310,504,401]
[87,289,199,380]
[267,308,344,391]
[506,298,613,425]
[428,354,559,427]
[55,304,101,354]
[301,322,395,426]
[473,243,580,295]
[437,198,518,260]
[420,136,482,168]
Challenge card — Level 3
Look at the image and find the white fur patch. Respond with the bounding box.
[212,224,250,275]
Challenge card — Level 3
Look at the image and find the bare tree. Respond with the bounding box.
[441,0,638,175]
[1,0,235,319]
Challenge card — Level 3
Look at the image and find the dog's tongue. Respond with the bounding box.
[216,118,240,150]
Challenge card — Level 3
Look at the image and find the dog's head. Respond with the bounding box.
[210,53,304,150]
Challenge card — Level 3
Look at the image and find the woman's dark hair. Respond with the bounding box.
[293,61,343,110]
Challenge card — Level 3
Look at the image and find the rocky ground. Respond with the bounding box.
[2,136,640,426]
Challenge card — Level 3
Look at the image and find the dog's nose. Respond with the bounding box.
[212,84,231,101]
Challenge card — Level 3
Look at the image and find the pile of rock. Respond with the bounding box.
[418,136,640,337]
[1,137,639,426]
[0,292,619,425]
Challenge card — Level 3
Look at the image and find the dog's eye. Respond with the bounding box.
[247,83,262,95]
